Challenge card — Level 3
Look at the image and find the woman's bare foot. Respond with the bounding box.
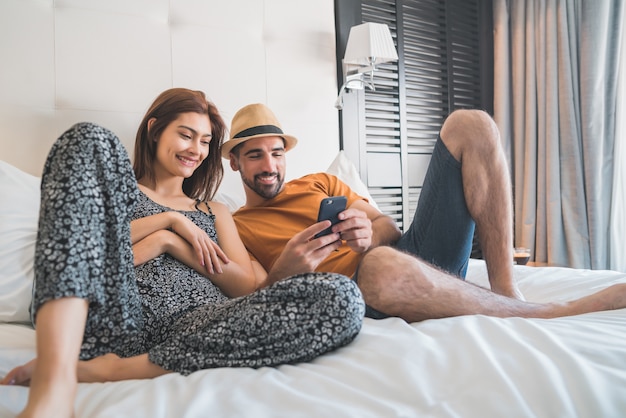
[1,353,130,385]
[5,296,89,417]
[2,358,78,418]
[77,353,121,383]
[1,358,36,386]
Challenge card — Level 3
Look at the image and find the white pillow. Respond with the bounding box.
[0,161,39,323]
[213,190,245,213]
[326,150,380,210]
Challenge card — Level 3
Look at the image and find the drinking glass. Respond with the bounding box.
[513,247,531,265]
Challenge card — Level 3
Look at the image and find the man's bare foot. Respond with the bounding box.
[560,283,626,317]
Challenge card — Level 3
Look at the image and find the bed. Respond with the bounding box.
[1,158,626,418]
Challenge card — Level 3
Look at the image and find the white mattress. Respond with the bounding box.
[1,259,625,418]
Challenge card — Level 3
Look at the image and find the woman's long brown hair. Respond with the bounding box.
[133,88,226,201]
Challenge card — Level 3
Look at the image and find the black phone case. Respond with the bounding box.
[315,196,347,238]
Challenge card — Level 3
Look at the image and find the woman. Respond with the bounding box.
[1,88,364,418]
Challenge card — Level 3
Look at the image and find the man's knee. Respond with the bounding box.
[440,109,500,159]
[442,109,495,133]
[356,247,434,315]
[357,247,397,290]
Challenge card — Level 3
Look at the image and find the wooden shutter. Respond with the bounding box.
[337,0,490,231]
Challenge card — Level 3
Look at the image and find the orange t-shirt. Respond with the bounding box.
[233,173,367,277]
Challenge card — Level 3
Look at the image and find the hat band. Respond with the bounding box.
[233,124,284,139]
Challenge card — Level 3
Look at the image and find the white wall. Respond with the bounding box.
[0,0,340,200]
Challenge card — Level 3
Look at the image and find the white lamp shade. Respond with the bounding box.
[343,22,398,66]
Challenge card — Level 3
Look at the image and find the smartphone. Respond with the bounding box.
[314,196,347,238]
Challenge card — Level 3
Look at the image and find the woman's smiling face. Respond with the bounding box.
[152,112,213,178]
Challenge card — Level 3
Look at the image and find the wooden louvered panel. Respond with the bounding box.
[368,187,404,229]
[447,0,482,110]
[337,0,486,232]
[362,0,396,20]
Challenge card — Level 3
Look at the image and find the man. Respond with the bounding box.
[225,103,626,322]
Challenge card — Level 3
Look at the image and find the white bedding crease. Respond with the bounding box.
[1,259,625,418]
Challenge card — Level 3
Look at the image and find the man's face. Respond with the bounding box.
[230,136,287,200]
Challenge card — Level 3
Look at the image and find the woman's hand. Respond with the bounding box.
[169,213,230,274]
[131,211,229,274]
[131,204,256,297]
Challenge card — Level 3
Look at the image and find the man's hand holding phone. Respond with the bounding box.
[267,210,344,283]
[314,196,373,253]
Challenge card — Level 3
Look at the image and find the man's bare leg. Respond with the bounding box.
[358,247,626,322]
[12,298,88,418]
[440,109,520,298]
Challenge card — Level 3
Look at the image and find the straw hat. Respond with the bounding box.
[221,103,298,159]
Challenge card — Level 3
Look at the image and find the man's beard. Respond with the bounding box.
[242,172,284,199]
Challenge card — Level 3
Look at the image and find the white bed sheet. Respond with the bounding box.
[1,260,625,418]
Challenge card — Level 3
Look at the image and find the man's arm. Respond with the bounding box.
[334,199,401,254]
[255,221,344,288]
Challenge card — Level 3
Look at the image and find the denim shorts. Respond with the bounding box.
[395,134,475,277]
[359,135,475,319]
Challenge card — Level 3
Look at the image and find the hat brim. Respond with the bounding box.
[221,133,298,159]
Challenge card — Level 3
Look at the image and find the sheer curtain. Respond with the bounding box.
[493,0,624,270]
[611,14,626,272]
